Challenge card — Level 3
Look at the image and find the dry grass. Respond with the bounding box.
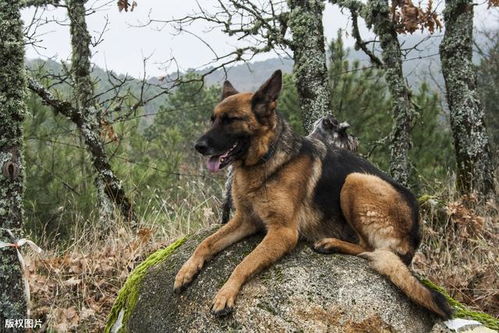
[23,178,499,331]
[24,177,222,332]
[414,191,499,317]
[26,226,165,332]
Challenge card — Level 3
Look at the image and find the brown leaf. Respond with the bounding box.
[65,307,78,320]
[63,277,82,286]
[100,119,119,143]
[391,0,442,34]
[80,307,95,320]
[117,0,129,12]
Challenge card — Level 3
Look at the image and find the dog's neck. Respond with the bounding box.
[231,115,304,194]
[237,114,301,171]
[239,112,283,167]
[254,116,283,165]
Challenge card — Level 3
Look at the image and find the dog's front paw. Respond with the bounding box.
[173,257,203,293]
[211,285,238,317]
[312,238,340,254]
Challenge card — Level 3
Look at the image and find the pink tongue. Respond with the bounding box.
[207,156,221,172]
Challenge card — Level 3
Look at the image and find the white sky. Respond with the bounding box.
[21,0,498,78]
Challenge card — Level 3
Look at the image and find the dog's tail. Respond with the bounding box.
[361,249,453,319]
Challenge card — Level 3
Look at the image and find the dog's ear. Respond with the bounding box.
[221,80,239,100]
[338,121,351,133]
[252,70,282,120]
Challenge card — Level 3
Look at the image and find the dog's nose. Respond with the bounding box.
[195,139,209,155]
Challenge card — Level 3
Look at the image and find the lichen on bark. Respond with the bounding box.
[330,0,415,186]
[287,0,333,133]
[439,0,495,197]
[67,0,115,222]
[21,0,59,7]
[365,0,415,186]
[27,1,136,225]
[0,0,28,328]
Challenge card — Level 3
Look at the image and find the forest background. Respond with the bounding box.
[0,0,497,330]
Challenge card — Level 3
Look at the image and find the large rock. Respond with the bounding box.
[106,226,440,332]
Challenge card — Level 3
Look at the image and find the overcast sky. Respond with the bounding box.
[21,0,497,79]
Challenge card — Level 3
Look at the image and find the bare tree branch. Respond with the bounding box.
[27,77,137,225]
[350,9,384,68]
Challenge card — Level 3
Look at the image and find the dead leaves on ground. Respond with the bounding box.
[414,194,498,317]
[27,228,164,332]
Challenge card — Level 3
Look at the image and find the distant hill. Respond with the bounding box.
[197,34,446,91]
[26,32,491,120]
[201,57,294,91]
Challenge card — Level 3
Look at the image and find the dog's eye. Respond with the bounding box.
[222,116,241,124]
[210,115,215,123]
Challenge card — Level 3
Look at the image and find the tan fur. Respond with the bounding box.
[174,213,260,291]
[331,173,448,318]
[175,86,311,314]
[175,72,449,318]
[339,173,413,258]
[314,238,369,255]
[360,249,448,318]
[215,93,278,166]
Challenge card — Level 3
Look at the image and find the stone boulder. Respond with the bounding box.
[106,226,440,332]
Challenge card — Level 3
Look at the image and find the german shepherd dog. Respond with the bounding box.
[221,114,359,224]
[174,70,452,319]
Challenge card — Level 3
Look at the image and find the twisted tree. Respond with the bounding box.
[67,0,114,221]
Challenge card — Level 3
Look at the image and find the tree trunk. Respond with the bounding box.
[67,0,115,222]
[367,0,414,186]
[328,0,414,185]
[287,0,333,133]
[0,0,28,328]
[440,0,496,197]
[27,79,137,226]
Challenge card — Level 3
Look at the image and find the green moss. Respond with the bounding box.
[104,237,186,333]
[421,278,499,330]
[417,194,435,204]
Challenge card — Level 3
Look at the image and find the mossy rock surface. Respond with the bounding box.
[107,226,441,332]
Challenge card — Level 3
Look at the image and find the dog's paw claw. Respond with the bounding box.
[211,286,237,317]
[174,258,204,293]
[358,251,372,260]
[312,245,336,254]
[173,284,187,294]
[173,276,191,293]
[312,240,338,254]
[211,306,234,317]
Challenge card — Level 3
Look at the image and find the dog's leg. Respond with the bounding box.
[211,225,298,316]
[174,215,259,292]
[313,238,369,255]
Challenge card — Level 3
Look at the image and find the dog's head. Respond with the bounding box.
[309,115,359,152]
[195,70,282,172]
